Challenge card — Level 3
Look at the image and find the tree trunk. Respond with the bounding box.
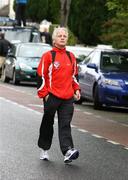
[60,0,71,27]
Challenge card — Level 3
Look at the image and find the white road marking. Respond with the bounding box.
[122,124,128,127]
[1,96,127,151]
[78,129,88,133]
[107,140,120,145]
[75,108,81,111]
[0,97,42,116]
[124,147,128,150]
[92,134,104,138]
[83,111,93,115]
[28,104,43,108]
[71,125,77,128]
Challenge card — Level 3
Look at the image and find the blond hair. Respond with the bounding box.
[52,27,68,44]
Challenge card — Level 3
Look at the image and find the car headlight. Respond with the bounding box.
[103,79,120,86]
[19,63,32,70]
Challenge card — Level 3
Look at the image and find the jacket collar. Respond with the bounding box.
[52,46,66,53]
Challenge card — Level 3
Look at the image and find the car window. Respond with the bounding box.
[12,45,16,55]
[82,57,91,65]
[90,51,100,66]
[5,30,31,43]
[31,32,41,43]
[17,45,51,58]
[83,50,100,66]
[100,51,128,72]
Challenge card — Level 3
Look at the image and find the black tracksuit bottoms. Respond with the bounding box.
[38,93,74,155]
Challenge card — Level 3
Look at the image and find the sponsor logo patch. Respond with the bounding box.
[53,61,60,69]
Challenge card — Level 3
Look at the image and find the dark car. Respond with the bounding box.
[78,45,128,109]
[1,42,52,84]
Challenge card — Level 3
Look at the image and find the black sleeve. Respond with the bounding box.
[0,42,2,54]
[36,73,42,89]
[75,74,79,82]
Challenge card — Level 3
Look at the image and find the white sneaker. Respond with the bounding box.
[64,148,79,163]
[40,149,49,160]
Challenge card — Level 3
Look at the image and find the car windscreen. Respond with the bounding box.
[17,45,51,58]
[100,51,128,72]
[5,30,31,43]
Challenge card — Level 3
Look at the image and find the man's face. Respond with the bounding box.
[54,30,68,48]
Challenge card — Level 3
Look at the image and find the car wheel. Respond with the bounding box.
[12,70,20,85]
[1,67,10,83]
[93,85,102,109]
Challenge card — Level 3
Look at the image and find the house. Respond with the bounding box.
[0,0,15,18]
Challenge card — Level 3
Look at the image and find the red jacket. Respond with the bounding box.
[37,47,80,99]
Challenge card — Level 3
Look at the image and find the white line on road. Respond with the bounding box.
[28,104,43,108]
[0,97,42,116]
[83,111,93,115]
[107,140,120,145]
[75,108,81,111]
[124,147,128,150]
[1,96,127,151]
[78,129,88,133]
[92,134,104,138]
[122,124,128,127]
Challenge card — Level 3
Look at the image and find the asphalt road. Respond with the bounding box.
[0,81,128,180]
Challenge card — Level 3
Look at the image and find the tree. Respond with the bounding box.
[26,0,49,22]
[100,0,128,48]
[48,0,60,23]
[68,0,108,45]
[60,0,72,26]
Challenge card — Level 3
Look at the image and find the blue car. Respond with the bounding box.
[78,45,128,109]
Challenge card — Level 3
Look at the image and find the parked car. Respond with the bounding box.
[66,45,93,63]
[0,26,41,43]
[78,45,128,109]
[1,42,52,84]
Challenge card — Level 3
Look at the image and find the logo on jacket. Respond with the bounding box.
[53,61,60,69]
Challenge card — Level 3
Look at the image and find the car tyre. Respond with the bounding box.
[94,85,102,110]
[12,70,20,85]
[1,67,10,83]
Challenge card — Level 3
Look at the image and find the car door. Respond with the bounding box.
[79,57,90,97]
[83,51,100,99]
[5,45,17,78]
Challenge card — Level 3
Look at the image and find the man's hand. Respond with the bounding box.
[74,90,81,101]
[44,94,49,102]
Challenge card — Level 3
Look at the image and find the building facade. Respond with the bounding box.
[9,0,15,18]
[0,0,9,8]
[0,0,15,18]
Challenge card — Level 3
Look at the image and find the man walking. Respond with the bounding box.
[0,32,12,76]
[16,0,28,26]
[37,27,81,163]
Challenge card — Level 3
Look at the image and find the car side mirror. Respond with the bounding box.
[7,51,15,58]
[87,63,98,72]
